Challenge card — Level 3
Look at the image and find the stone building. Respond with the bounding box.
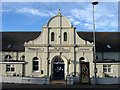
[0,10,120,83]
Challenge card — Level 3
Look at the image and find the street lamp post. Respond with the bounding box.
[92,1,98,85]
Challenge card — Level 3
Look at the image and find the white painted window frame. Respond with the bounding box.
[103,65,111,73]
[6,64,15,73]
[33,58,39,72]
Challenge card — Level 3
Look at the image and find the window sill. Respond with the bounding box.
[32,71,39,73]
[104,72,113,74]
[6,72,15,73]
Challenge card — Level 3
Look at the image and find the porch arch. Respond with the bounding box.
[50,55,68,80]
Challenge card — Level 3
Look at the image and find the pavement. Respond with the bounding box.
[1,83,120,90]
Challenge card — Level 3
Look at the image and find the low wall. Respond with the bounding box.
[90,78,120,84]
[22,77,50,84]
[73,77,120,85]
[1,77,50,85]
[73,77,80,83]
[2,77,120,85]
[67,76,73,85]
[2,77,22,83]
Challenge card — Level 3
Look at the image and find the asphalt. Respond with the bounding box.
[1,83,120,90]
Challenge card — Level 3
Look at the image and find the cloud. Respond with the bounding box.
[2,2,118,32]
[0,9,12,12]
[73,21,80,25]
[2,0,119,2]
[16,8,55,17]
[67,15,81,25]
[67,16,75,22]
[70,3,118,31]
[108,14,114,17]
[83,23,92,29]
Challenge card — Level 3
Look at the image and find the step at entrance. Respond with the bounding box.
[50,80,66,85]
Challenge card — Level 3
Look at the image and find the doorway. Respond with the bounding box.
[81,62,90,83]
[53,64,64,80]
[52,56,65,80]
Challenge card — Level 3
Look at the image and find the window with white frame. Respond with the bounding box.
[33,57,39,71]
[103,65,111,73]
[6,64,15,72]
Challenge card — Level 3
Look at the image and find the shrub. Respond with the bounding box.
[13,73,16,76]
[104,73,113,78]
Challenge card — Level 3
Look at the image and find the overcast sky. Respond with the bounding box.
[1,2,118,32]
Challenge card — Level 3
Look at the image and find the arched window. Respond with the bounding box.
[79,57,85,61]
[51,32,54,41]
[20,55,25,60]
[4,55,12,61]
[53,56,64,64]
[33,57,39,71]
[64,32,67,41]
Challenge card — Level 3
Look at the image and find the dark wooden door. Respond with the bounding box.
[53,64,64,80]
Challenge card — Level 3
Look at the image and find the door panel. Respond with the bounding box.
[81,62,90,83]
[53,64,64,80]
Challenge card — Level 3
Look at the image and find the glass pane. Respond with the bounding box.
[103,68,107,72]
[33,61,38,65]
[11,68,15,71]
[108,68,111,72]
[7,65,10,67]
[51,32,54,41]
[64,32,67,41]
[7,68,10,72]
[11,65,14,67]
[33,66,38,71]
[108,65,111,67]
[103,65,107,67]
[33,57,38,60]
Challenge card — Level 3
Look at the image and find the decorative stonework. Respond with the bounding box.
[27,48,44,52]
[49,47,70,52]
[75,47,92,53]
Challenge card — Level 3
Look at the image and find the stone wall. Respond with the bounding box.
[1,77,50,85]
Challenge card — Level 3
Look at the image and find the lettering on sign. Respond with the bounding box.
[49,47,69,52]
[28,48,44,52]
[76,48,89,52]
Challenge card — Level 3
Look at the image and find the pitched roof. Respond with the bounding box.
[77,32,119,52]
[1,32,40,51]
[1,32,119,52]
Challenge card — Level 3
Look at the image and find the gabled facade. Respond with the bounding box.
[24,10,93,80]
[1,10,120,83]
